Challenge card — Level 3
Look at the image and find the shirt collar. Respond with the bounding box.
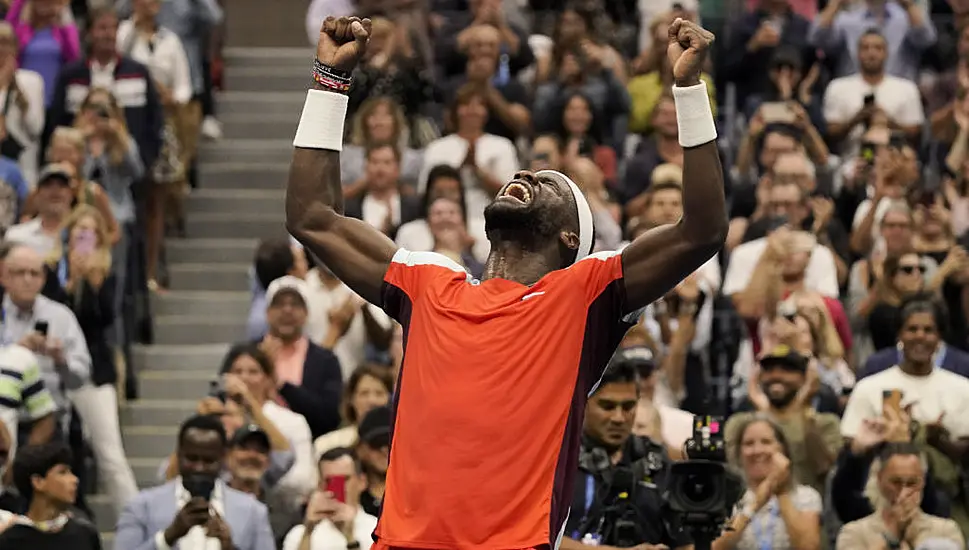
[2,294,36,321]
[13,512,70,532]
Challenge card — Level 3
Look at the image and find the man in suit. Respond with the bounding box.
[343,142,421,240]
[114,414,275,550]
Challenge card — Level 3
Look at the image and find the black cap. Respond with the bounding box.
[759,345,808,372]
[230,424,270,451]
[770,46,803,71]
[358,405,391,448]
[611,345,656,377]
[36,164,72,187]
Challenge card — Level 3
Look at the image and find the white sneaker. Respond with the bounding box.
[201,116,223,141]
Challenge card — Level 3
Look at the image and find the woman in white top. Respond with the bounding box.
[313,364,393,458]
[714,415,822,550]
[0,22,44,185]
[116,0,191,291]
[417,84,519,220]
[221,343,317,502]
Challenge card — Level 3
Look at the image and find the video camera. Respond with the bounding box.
[664,416,745,550]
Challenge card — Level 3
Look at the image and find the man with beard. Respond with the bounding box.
[355,406,389,517]
[286,14,726,549]
[724,345,842,492]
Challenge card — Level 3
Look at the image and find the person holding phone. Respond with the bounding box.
[282,446,376,550]
[115,414,276,550]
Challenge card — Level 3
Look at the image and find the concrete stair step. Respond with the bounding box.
[220,113,298,141]
[123,425,179,459]
[151,290,251,317]
[130,457,166,489]
[138,370,214,401]
[153,315,245,345]
[225,66,309,93]
[186,188,284,216]
[133,343,231,372]
[217,91,304,117]
[165,238,257,264]
[168,262,251,292]
[121,399,203,426]
[199,139,294,164]
[185,214,285,240]
[199,162,288,190]
[224,47,311,68]
[88,494,117,533]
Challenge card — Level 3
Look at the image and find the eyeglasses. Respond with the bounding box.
[898,264,922,275]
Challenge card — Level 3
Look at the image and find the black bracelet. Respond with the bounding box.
[314,58,352,83]
[346,541,361,549]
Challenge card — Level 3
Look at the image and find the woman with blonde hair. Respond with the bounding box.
[0,21,43,183]
[40,203,139,510]
[341,95,423,195]
[74,87,144,346]
[20,127,120,242]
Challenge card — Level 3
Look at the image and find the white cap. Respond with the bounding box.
[535,169,595,264]
[265,275,310,307]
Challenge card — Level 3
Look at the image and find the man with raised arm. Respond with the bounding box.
[285,15,726,550]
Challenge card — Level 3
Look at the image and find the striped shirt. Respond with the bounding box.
[0,344,56,456]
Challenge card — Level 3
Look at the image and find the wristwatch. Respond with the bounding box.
[346,541,361,549]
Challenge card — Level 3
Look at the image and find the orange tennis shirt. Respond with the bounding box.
[376,248,640,550]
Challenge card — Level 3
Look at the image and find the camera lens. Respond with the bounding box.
[678,473,721,509]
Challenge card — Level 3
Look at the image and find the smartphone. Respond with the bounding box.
[882,389,904,416]
[182,474,215,501]
[917,189,936,207]
[34,321,48,336]
[207,380,227,403]
[74,228,96,255]
[864,93,876,107]
[760,102,796,124]
[889,132,907,150]
[860,141,877,164]
[325,475,347,503]
[767,214,789,232]
[95,105,111,120]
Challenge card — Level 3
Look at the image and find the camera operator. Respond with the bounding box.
[562,359,692,550]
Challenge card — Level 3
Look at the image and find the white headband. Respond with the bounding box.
[536,170,595,264]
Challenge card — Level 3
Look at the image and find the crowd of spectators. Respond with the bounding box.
[10,0,969,549]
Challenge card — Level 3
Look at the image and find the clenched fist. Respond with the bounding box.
[317,16,372,73]
[667,18,714,88]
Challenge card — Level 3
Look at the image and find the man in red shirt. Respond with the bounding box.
[285,15,726,550]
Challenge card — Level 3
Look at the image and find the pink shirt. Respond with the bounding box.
[274,337,309,387]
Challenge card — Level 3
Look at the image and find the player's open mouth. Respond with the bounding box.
[498,181,533,204]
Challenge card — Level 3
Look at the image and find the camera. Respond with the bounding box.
[664,416,744,549]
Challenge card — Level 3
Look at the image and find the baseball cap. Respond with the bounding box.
[759,345,808,373]
[358,405,391,448]
[36,164,72,187]
[265,275,310,307]
[230,424,270,452]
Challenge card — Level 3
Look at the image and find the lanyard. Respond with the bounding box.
[584,473,595,514]
[752,500,779,550]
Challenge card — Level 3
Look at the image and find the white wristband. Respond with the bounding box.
[293,89,349,151]
[672,82,718,148]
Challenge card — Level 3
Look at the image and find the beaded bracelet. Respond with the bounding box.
[313,71,351,92]
[313,58,352,84]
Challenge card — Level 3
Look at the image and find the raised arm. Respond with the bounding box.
[621,19,727,312]
[285,16,397,305]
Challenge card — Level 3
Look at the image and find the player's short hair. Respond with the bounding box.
[12,442,73,503]
[253,238,295,290]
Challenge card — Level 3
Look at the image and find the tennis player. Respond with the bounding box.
[286,15,725,550]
